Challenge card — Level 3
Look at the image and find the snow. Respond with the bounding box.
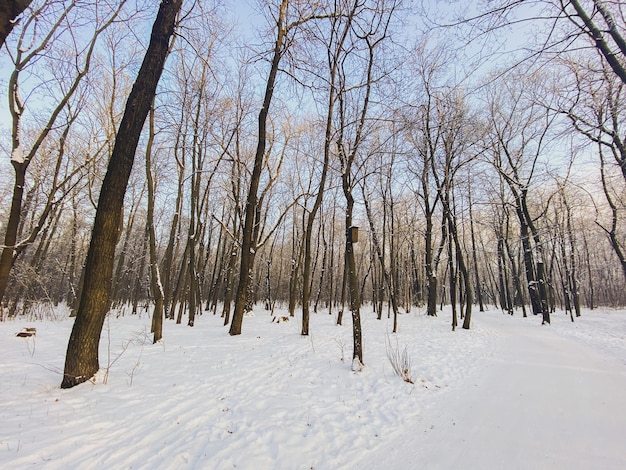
[10,146,24,165]
[1,306,625,469]
[356,312,626,470]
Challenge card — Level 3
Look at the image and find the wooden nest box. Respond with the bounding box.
[348,226,359,243]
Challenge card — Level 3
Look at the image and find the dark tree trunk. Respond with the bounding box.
[517,203,542,316]
[288,215,301,318]
[504,236,526,316]
[145,105,165,343]
[61,0,182,389]
[446,223,457,331]
[0,0,31,48]
[0,163,26,304]
[222,241,238,325]
[230,0,288,336]
[520,189,550,324]
[497,236,513,314]
[424,178,438,316]
[343,186,362,365]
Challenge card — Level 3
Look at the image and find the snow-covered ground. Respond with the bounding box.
[1,305,625,469]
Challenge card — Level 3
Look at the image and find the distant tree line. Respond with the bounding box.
[0,0,625,386]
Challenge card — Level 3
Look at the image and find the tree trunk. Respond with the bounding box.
[288,214,301,318]
[343,186,362,365]
[518,206,542,316]
[162,151,184,319]
[447,223,457,331]
[503,235,526,316]
[230,0,289,336]
[61,0,182,389]
[497,236,512,314]
[301,67,333,333]
[0,163,26,304]
[145,105,165,342]
[0,0,32,48]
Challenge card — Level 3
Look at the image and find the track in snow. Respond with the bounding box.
[359,312,626,470]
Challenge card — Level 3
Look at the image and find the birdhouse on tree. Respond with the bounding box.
[348,226,359,243]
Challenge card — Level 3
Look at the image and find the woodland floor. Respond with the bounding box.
[0,304,625,469]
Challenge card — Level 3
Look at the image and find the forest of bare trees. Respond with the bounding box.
[1,1,625,386]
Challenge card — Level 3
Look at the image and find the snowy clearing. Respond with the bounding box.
[1,306,625,469]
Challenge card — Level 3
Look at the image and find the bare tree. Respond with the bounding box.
[300,1,351,336]
[334,0,398,367]
[61,0,182,389]
[556,58,626,281]
[449,1,626,86]
[0,1,128,305]
[402,44,451,319]
[564,0,626,86]
[229,0,328,336]
[482,71,557,324]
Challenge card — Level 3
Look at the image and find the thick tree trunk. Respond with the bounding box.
[0,0,31,48]
[521,190,550,324]
[61,0,181,389]
[518,208,542,316]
